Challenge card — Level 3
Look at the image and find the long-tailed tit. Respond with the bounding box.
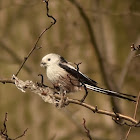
[40,53,136,102]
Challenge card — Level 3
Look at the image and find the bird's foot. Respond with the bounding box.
[37,74,48,87]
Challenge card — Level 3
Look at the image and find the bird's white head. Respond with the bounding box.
[40,53,64,68]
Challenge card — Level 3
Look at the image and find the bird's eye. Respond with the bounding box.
[48,58,51,61]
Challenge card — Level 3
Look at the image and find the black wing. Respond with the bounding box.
[60,56,68,63]
[59,63,98,87]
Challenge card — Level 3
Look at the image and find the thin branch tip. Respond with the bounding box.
[15,0,56,76]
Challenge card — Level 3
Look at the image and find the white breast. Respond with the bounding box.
[46,64,66,84]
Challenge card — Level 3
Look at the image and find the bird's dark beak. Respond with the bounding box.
[40,62,46,68]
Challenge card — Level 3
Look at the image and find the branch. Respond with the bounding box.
[13,128,28,140]
[82,118,93,140]
[0,113,28,140]
[43,0,56,23]
[124,91,140,140]
[11,75,139,126]
[1,112,8,136]
[15,0,56,76]
[68,99,138,125]
[0,78,14,84]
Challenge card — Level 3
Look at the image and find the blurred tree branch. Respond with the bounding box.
[124,92,140,139]
[68,0,124,113]
[84,9,140,16]
[15,0,56,76]
[118,40,140,90]
[0,40,33,74]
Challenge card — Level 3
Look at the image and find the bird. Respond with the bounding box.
[40,53,136,102]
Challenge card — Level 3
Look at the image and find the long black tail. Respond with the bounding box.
[85,84,136,102]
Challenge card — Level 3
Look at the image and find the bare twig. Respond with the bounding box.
[124,91,140,140]
[133,92,140,119]
[67,98,138,125]
[74,62,88,102]
[0,113,28,140]
[118,51,136,90]
[1,112,8,135]
[0,78,14,84]
[82,118,93,140]
[112,118,140,127]
[0,113,9,140]
[74,62,82,72]
[44,0,56,23]
[15,0,56,76]
[13,128,28,140]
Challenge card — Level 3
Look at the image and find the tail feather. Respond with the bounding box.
[85,84,136,102]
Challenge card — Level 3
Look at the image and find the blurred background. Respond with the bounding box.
[0,0,140,140]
